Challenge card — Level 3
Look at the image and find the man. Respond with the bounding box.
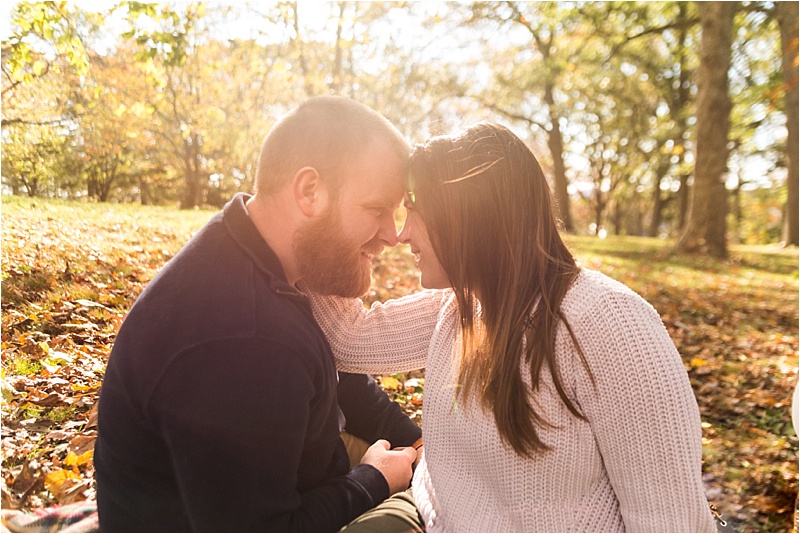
[95,96,421,531]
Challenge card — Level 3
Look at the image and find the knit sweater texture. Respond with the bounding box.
[308,268,717,532]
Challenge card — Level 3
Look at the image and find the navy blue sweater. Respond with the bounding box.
[95,194,421,532]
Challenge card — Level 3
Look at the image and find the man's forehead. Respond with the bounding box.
[341,142,405,200]
[356,177,405,207]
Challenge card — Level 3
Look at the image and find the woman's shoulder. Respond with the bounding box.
[562,268,657,322]
[559,270,683,389]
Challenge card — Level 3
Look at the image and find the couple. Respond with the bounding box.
[95,96,717,532]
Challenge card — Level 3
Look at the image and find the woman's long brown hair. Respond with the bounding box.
[409,123,592,456]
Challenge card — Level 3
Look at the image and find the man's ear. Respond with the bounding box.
[292,166,329,217]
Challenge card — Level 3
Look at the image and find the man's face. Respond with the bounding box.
[294,138,406,297]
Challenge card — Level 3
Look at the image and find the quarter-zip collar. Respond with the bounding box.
[222,193,305,300]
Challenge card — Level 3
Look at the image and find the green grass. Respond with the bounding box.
[46,405,77,423]
[19,403,45,420]
[11,356,45,376]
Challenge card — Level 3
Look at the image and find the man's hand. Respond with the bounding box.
[413,445,423,471]
[359,439,416,494]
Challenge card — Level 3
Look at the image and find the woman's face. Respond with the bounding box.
[398,195,450,289]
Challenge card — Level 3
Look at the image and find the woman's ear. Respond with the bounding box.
[292,166,330,217]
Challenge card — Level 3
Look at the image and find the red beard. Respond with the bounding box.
[293,206,380,298]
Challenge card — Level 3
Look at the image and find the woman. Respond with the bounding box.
[308,123,717,532]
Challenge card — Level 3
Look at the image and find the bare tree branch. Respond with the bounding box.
[466,94,549,132]
[607,16,700,61]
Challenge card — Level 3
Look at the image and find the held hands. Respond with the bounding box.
[360,439,417,494]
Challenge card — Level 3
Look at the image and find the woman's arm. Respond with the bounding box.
[573,289,717,533]
[305,288,452,374]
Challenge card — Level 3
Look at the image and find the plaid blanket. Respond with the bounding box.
[1,502,98,533]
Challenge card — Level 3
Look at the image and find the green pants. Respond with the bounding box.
[339,433,425,533]
[340,490,423,533]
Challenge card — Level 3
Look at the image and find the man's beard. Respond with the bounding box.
[293,207,378,298]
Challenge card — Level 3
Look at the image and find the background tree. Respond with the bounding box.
[72,51,153,202]
[2,1,94,111]
[1,1,794,246]
[677,2,737,258]
[466,1,594,232]
[122,2,228,208]
[722,5,787,246]
[594,2,699,237]
[1,37,84,197]
[571,50,658,236]
[1,123,71,197]
[775,1,798,246]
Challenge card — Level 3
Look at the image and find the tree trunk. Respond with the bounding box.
[671,4,692,237]
[24,180,38,197]
[612,201,623,236]
[777,1,799,246]
[139,176,152,205]
[593,190,605,236]
[22,162,39,197]
[330,2,345,92]
[630,204,644,236]
[649,177,663,237]
[544,83,573,233]
[292,3,314,97]
[87,172,97,199]
[676,2,736,259]
[98,165,115,202]
[678,173,690,230]
[180,133,204,209]
[731,177,743,244]
[648,159,669,237]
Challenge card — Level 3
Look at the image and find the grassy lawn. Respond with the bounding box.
[2,196,797,532]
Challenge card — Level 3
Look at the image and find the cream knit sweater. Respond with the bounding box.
[307,269,717,532]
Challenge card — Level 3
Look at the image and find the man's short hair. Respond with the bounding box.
[255,96,409,196]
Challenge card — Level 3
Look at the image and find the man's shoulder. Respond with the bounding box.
[105,284,333,430]
[109,213,329,387]
[114,266,322,367]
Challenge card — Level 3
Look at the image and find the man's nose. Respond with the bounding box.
[379,217,399,247]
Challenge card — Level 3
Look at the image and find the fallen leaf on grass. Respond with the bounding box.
[379,376,401,390]
[29,392,64,406]
[58,479,92,505]
[64,450,93,467]
[74,299,107,309]
[1,380,22,402]
[45,429,76,441]
[44,469,81,501]
[67,434,96,456]
[85,403,99,428]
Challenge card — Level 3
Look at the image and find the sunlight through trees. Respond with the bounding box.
[2,1,797,249]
